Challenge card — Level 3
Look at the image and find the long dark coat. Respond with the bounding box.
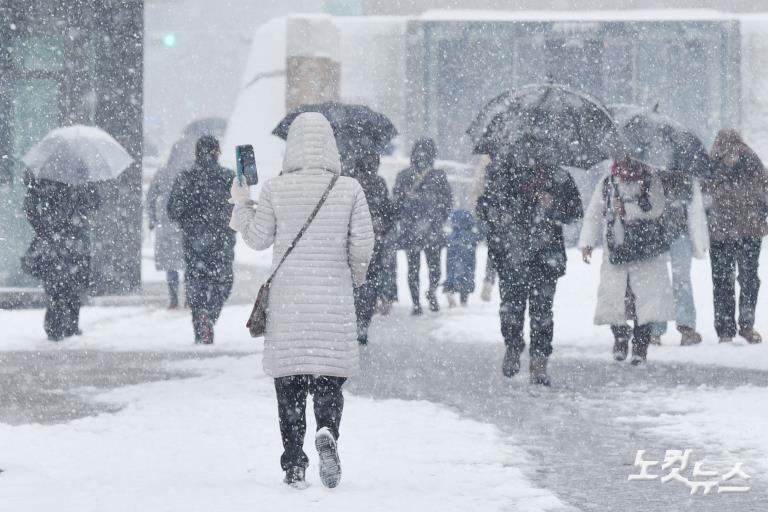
[477,158,583,279]
[22,178,100,290]
[167,158,235,279]
[393,166,453,249]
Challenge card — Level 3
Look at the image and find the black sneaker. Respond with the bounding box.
[411,304,423,316]
[315,427,341,488]
[283,466,308,490]
[502,346,522,378]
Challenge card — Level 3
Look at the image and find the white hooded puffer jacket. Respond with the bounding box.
[230,113,375,378]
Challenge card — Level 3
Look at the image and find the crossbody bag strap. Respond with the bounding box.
[265,172,339,287]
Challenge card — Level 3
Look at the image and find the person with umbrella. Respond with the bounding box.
[167,136,235,345]
[469,84,614,384]
[393,138,453,314]
[704,129,768,344]
[19,125,131,341]
[579,158,676,365]
[477,137,583,385]
[612,106,710,346]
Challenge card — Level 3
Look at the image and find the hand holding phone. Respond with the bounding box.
[235,144,258,186]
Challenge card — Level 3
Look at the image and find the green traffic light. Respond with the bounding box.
[163,33,176,48]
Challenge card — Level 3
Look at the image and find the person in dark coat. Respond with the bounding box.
[477,150,583,385]
[443,209,484,306]
[346,150,394,345]
[393,138,453,314]
[704,129,768,344]
[167,136,235,344]
[23,170,100,341]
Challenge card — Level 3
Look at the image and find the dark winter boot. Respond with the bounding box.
[426,290,440,312]
[502,346,522,378]
[678,325,702,346]
[283,466,308,490]
[195,312,214,345]
[357,335,368,346]
[739,328,763,344]
[529,354,551,386]
[315,427,341,488]
[411,304,423,316]
[613,337,629,361]
[630,343,648,366]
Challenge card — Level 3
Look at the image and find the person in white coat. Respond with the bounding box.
[579,158,675,365]
[229,113,375,489]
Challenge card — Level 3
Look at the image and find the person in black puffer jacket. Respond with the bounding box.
[167,136,235,344]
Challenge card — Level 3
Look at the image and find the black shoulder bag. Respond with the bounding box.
[604,175,669,266]
[246,174,339,337]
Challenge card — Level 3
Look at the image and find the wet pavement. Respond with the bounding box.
[351,313,768,511]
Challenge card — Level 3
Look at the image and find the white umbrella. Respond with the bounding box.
[22,125,133,185]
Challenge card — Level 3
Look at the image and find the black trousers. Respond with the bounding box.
[611,280,651,347]
[405,246,441,306]
[710,237,762,337]
[497,263,557,357]
[274,375,346,470]
[43,280,83,340]
[186,270,233,340]
[167,270,180,307]
[355,243,386,339]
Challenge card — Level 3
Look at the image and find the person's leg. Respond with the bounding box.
[186,272,207,343]
[167,270,179,308]
[43,281,65,341]
[736,237,762,335]
[275,375,310,471]
[405,249,422,312]
[208,271,233,325]
[311,376,346,440]
[627,284,650,364]
[64,288,83,337]
[671,235,697,330]
[354,281,377,343]
[425,245,441,311]
[528,271,556,385]
[497,265,527,377]
[710,240,737,339]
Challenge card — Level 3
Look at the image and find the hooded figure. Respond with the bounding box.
[229,112,374,489]
[393,137,453,314]
[702,129,768,344]
[167,135,235,344]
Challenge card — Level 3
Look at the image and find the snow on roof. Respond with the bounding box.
[420,9,739,23]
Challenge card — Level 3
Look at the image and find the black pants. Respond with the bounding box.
[611,280,651,347]
[405,246,441,306]
[167,270,180,307]
[186,271,233,340]
[497,263,557,357]
[43,280,83,340]
[275,375,346,470]
[710,237,762,337]
[355,243,385,339]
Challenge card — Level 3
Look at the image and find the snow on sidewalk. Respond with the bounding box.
[0,354,564,512]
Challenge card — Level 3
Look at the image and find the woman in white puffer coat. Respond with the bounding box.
[579,158,675,365]
[229,113,374,489]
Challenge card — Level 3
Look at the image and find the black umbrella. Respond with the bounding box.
[272,102,397,157]
[610,104,711,177]
[467,83,620,169]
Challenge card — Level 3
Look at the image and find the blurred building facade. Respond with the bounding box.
[0,0,143,295]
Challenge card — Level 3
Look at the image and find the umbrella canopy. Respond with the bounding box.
[22,125,133,185]
[272,102,397,158]
[467,83,619,169]
[610,104,712,177]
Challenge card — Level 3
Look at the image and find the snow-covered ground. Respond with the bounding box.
[2,244,768,509]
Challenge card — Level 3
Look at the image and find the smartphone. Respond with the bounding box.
[235,144,258,186]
